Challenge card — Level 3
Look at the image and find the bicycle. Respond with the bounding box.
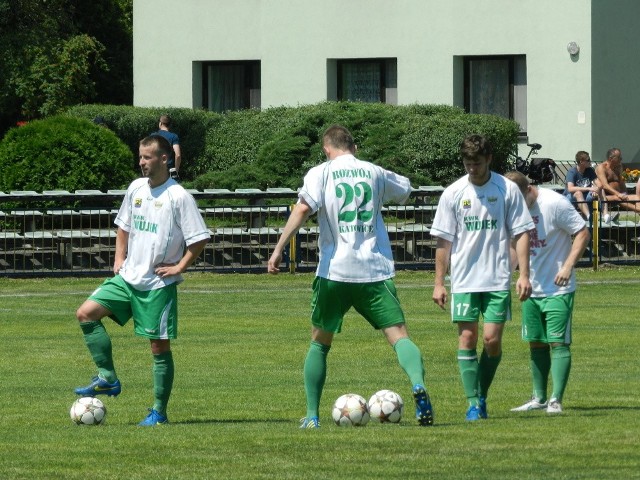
[509,142,557,185]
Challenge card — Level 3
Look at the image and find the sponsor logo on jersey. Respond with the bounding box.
[463,215,497,231]
[488,196,498,204]
[332,168,372,180]
[154,201,163,209]
[529,215,546,255]
[133,214,158,233]
[134,198,142,208]
[338,224,374,233]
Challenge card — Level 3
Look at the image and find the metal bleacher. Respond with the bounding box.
[0,187,441,276]
[2,185,640,277]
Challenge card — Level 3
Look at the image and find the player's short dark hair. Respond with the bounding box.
[460,134,493,160]
[141,134,173,158]
[322,124,356,152]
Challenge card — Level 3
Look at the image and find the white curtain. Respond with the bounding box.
[469,59,510,118]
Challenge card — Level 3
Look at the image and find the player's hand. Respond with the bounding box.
[113,258,124,275]
[554,266,572,287]
[432,285,448,310]
[267,251,282,274]
[155,263,182,278]
[515,277,532,301]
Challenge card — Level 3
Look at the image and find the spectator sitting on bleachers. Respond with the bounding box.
[563,150,611,222]
[595,148,640,215]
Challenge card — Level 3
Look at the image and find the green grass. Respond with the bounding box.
[0,268,639,479]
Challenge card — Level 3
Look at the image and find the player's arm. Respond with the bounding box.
[513,230,532,301]
[555,227,590,286]
[268,200,313,274]
[432,237,452,310]
[155,238,209,278]
[113,227,129,274]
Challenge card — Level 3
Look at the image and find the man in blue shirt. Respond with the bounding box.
[563,151,610,223]
[152,114,181,179]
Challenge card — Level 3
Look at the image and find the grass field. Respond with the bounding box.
[0,268,639,479]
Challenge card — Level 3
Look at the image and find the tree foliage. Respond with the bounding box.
[0,0,133,135]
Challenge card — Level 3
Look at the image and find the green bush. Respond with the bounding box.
[0,115,135,192]
[196,102,518,189]
[65,104,221,180]
[66,102,519,190]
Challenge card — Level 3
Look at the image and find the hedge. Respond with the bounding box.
[0,115,135,193]
[59,102,519,190]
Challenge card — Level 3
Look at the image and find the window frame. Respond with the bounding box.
[463,55,526,136]
[336,58,397,104]
[200,60,261,112]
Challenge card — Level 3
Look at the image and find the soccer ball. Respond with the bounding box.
[331,393,370,427]
[70,397,107,425]
[367,389,404,423]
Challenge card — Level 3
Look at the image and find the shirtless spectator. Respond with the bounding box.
[595,148,640,214]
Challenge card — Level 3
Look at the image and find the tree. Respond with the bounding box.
[0,0,132,135]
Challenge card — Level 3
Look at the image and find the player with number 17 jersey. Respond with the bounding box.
[430,172,534,293]
[299,153,412,282]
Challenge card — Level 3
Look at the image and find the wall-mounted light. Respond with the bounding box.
[567,42,580,55]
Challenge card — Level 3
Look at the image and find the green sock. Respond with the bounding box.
[152,351,174,416]
[457,349,479,406]
[80,320,117,383]
[304,341,330,419]
[478,349,502,399]
[393,337,425,386]
[530,346,551,402]
[550,345,571,402]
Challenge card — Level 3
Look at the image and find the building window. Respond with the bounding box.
[201,61,260,112]
[334,58,397,104]
[464,55,527,134]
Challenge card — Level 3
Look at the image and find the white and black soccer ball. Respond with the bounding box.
[331,393,370,427]
[367,389,404,423]
[70,397,107,425]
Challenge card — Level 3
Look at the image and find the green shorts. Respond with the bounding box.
[310,277,405,333]
[521,293,574,344]
[451,291,511,323]
[88,275,178,339]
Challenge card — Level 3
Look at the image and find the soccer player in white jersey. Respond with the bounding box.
[74,135,210,426]
[431,134,534,421]
[505,171,590,414]
[268,124,434,428]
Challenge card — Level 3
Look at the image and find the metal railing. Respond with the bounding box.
[0,187,443,277]
[2,187,639,277]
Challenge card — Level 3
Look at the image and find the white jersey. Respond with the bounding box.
[115,177,210,291]
[430,172,534,293]
[299,153,412,282]
[528,187,586,297]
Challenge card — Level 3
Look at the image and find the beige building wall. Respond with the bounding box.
[134,0,601,160]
